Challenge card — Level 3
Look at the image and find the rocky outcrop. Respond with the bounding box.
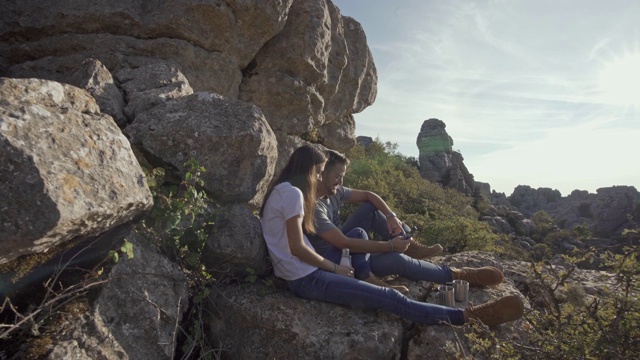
[508,185,639,238]
[508,185,563,217]
[1,0,372,175]
[205,250,620,358]
[0,78,152,264]
[417,118,475,195]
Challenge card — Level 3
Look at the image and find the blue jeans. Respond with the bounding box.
[341,203,453,284]
[288,269,465,325]
[317,228,372,280]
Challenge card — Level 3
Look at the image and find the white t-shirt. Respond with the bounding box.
[261,182,318,281]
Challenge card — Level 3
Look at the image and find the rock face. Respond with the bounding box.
[0,77,153,264]
[417,118,475,195]
[1,0,294,97]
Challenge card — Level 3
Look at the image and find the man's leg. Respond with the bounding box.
[369,253,452,284]
[369,253,505,287]
[344,227,408,294]
[342,202,443,259]
[341,202,391,240]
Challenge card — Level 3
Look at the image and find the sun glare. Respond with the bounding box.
[597,53,640,106]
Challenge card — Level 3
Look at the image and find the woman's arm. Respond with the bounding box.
[286,215,352,276]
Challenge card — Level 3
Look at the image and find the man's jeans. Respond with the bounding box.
[341,202,453,284]
[288,268,465,325]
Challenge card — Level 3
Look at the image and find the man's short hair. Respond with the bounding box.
[325,149,350,170]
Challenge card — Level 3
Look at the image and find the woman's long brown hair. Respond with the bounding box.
[260,145,327,234]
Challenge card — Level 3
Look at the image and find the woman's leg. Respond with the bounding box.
[369,252,453,284]
[288,269,464,326]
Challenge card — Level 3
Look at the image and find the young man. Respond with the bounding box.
[308,149,505,290]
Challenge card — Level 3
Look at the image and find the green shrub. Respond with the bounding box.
[140,159,214,273]
[138,159,221,359]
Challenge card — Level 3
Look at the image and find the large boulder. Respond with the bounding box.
[114,62,194,119]
[317,114,357,152]
[65,58,127,126]
[0,77,152,264]
[124,92,277,206]
[239,0,376,138]
[207,282,403,359]
[201,204,270,277]
[45,230,189,359]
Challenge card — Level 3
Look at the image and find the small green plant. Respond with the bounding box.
[107,239,134,263]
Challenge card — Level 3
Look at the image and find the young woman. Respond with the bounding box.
[260,145,523,326]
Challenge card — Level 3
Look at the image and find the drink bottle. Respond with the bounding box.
[339,248,351,267]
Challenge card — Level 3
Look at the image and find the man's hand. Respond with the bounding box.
[335,264,354,277]
[389,236,411,253]
[387,216,404,236]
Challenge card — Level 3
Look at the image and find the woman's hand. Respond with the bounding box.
[335,264,354,277]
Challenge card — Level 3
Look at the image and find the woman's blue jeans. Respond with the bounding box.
[288,269,465,325]
[341,202,454,284]
[318,227,372,280]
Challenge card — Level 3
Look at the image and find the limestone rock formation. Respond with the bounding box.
[239,0,377,140]
[417,118,475,195]
[0,78,152,264]
[125,92,278,205]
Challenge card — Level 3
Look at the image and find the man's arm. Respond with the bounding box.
[347,189,405,235]
[318,226,410,254]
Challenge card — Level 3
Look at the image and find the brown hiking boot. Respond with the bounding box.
[404,241,443,259]
[451,266,504,287]
[466,295,524,327]
[364,275,410,294]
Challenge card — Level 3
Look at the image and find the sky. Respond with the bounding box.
[332,0,640,196]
